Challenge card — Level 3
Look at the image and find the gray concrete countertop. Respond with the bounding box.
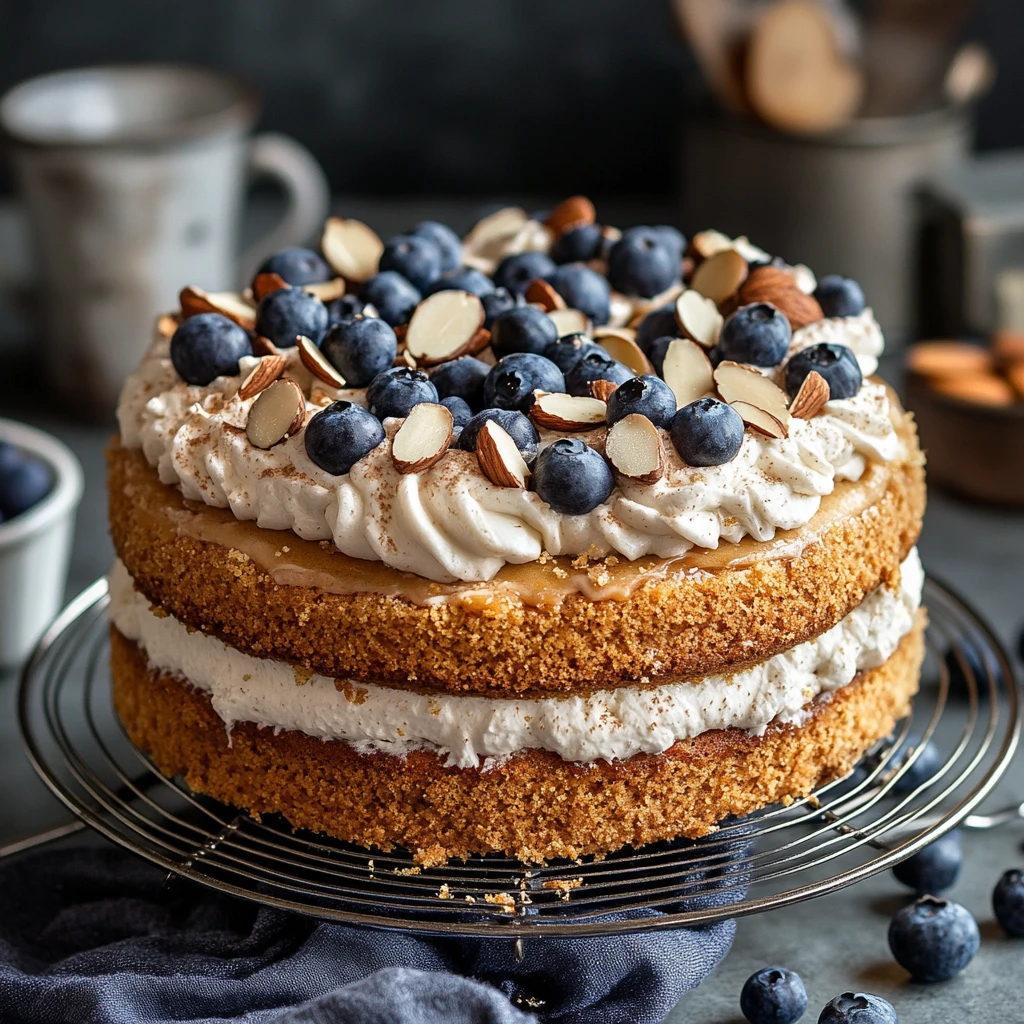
[1,199,1022,1022]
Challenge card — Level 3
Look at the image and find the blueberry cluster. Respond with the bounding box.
[0,441,52,523]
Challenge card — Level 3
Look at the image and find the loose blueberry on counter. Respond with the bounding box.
[481,287,518,329]
[564,351,635,398]
[439,395,473,429]
[256,287,330,348]
[740,967,807,1024]
[784,343,862,401]
[893,830,962,895]
[411,220,462,273]
[607,226,682,298]
[491,306,559,359]
[888,896,980,982]
[815,275,866,319]
[0,441,52,520]
[366,367,438,420]
[483,353,564,412]
[328,294,373,323]
[635,304,681,355]
[493,251,557,296]
[358,271,421,327]
[379,234,443,292]
[424,267,496,298]
[459,408,540,462]
[321,316,398,388]
[304,401,385,476]
[670,397,745,467]
[255,246,331,287]
[890,738,942,795]
[170,312,253,385]
[533,438,614,515]
[543,333,604,373]
[719,303,792,366]
[993,869,1024,936]
[544,263,611,325]
[606,375,677,428]
[551,223,603,264]
[430,356,490,411]
[817,992,898,1024]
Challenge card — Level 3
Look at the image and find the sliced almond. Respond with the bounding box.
[545,195,596,235]
[590,379,619,403]
[714,361,791,430]
[245,377,306,449]
[732,400,787,439]
[238,354,287,400]
[157,313,180,339]
[399,348,418,369]
[405,290,487,365]
[391,402,454,473]
[688,249,748,307]
[597,334,654,376]
[592,325,637,344]
[606,414,666,484]
[675,289,724,348]
[788,369,831,419]
[303,277,346,302]
[526,278,566,312]
[251,335,281,357]
[297,335,345,388]
[252,272,289,301]
[462,206,530,270]
[687,229,734,262]
[663,338,714,408]
[321,217,384,283]
[547,308,592,337]
[476,420,530,488]
[179,286,257,331]
[529,391,607,432]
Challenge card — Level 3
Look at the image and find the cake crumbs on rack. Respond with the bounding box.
[542,877,584,900]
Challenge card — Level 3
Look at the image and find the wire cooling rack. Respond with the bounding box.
[16,576,1022,937]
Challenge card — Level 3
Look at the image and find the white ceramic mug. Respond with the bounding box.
[0,65,330,416]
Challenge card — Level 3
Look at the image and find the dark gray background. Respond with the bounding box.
[0,0,1022,196]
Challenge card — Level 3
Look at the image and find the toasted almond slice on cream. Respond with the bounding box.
[391,403,454,473]
[606,414,666,483]
[714,360,791,429]
[321,217,384,283]
[732,400,788,438]
[246,378,306,448]
[405,290,487,365]
[675,289,724,348]
[596,334,654,376]
[238,354,287,400]
[303,277,346,302]
[663,338,714,408]
[297,335,345,388]
[529,392,607,431]
[547,308,592,337]
[179,286,257,331]
[689,249,748,306]
[476,420,530,488]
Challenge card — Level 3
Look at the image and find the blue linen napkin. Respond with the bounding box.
[0,842,739,1024]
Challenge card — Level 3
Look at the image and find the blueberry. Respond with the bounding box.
[564,351,634,397]
[944,639,999,696]
[483,353,564,412]
[429,356,490,410]
[459,409,540,462]
[358,271,421,327]
[670,397,744,467]
[365,367,438,420]
[303,401,384,476]
[481,287,518,329]
[606,375,677,428]
[893,831,962,895]
[646,335,675,377]
[817,992,898,1024]
[379,234,443,291]
[719,303,792,366]
[651,225,687,258]
[607,226,682,298]
[784,343,862,401]
[321,317,398,388]
[888,896,979,982]
[545,263,611,325]
[543,334,604,373]
[328,294,374,323]
[815,275,866,318]
[439,395,473,428]
[170,313,253,385]
[424,267,495,298]
[993,869,1024,936]
[635,304,680,355]
[411,220,462,273]
[492,251,557,296]
[551,223,603,264]
[490,306,559,359]
[740,967,807,1024]
[256,246,331,287]
[533,438,614,514]
[256,287,330,348]
[0,447,52,519]
[891,738,943,795]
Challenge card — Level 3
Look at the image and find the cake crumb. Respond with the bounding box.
[293,665,314,686]
[483,892,516,914]
[437,884,453,900]
[393,866,421,876]
[542,877,583,901]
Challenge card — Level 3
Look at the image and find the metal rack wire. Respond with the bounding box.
[17,576,1022,937]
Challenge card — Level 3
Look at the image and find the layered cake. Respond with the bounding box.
[109,200,926,864]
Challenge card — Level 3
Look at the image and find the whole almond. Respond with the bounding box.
[788,370,830,419]
[738,266,824,330]
[238,354,287,400]
[546,196,596,235]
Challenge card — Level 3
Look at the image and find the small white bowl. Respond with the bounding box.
[0,418,83,667]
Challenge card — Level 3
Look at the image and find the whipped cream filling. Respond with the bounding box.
[116,307,901,584]
[109,550,923,768]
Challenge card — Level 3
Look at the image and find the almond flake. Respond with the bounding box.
[252,272,288,301]
[529,391,607,432]
[526,278,566,311]
[589,379,619,402]
[594,333,652,376]
[179,286,257,331]
[675,290,724,348]
[714,361,791,430]
[321,217,384,283]
[688,249,748,306]
[462,207,529,273]
[545,195,596,235]
[245,378,306,449]
[303,277,346,302]
[688,229,734,262]
[157,313,179,339]
[606,414,666,483]
[547,308,592,337]
[592,326,637,344]
[297,335,345,388]
[663,338,714,408]
[731,400,787,438]
[405,290,487,365]
[476,420,530,488]
[251,335,281,357]
[788,369,830,419]
[238,354,287,400]
[391,403,454,473]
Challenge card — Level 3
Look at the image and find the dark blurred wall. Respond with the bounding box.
[0,0,1020,197]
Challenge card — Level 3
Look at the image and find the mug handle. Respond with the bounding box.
[239,132,331,284]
